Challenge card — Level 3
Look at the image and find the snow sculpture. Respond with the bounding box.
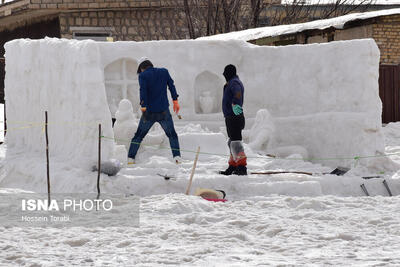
[199,91,214,114]
[113,99,138,152]
[194,71,224,114]
[246,109,275,151]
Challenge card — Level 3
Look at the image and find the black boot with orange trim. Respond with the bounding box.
[232,151,247,176]
[219,155,237,175]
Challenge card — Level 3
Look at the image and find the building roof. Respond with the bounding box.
[198,8,400,41]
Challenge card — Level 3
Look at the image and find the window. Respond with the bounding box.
[327,33,334,42]
[71,27,113,41]
[104,58,140,117]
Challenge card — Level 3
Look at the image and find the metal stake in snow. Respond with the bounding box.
[383,180,393,196]
[360,183,369,196]
[186,147,200,195]
[45,111,51,206]
[97,124,101,200]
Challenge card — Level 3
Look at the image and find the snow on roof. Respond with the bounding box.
[198,8,400,41]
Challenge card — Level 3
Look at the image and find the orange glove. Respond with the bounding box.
[173,100,180,114]
[140,107,147,113]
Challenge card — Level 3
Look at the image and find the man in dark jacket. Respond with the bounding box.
[128,58,181,164]
[219,64,247,175]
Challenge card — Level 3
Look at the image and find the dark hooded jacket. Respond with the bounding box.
[222,65,244,117]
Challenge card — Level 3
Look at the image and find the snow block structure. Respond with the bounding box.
[4,39,114,169]
[4,38,383,174]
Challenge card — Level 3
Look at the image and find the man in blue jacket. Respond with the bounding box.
[219,64,247,175]
[128,58,181,164]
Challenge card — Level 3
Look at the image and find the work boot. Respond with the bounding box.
[219,165,236,175]
[233,166,247,176]
[127,158,135,167]
[174,156,182,164]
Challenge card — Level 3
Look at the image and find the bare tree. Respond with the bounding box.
[181,0,376,38]
[184,0,196,38]
[222,0,242,32]
[250,0,268,27]
[266,0,378,26]
[181,0,245,38]
[319,0,377,18]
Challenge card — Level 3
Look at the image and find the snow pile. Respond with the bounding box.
[383,122,400,146]
[175,124,228,160]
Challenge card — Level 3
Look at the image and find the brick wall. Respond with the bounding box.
[373,14,400,64]
[59,9,189,41]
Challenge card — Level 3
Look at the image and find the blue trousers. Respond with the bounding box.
[128,110,181,159]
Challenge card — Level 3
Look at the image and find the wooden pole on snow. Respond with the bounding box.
[45,111,51,206]
[185,147,200,195]
[97,124,101,200]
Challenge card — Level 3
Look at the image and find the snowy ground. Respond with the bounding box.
[1,193,399,266]
[1,122,400,266]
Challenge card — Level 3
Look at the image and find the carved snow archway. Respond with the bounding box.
[104,58,139,117]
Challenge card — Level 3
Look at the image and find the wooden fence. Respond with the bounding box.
[0,57,4,139]
[0,58,4,104]
[379,64,400,124]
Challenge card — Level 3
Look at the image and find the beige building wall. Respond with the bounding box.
[305,25,372,44]
[307,34,327,44]
[29,0,180,9]
[335,25,373,41]
[59,9,189,41]
[299,16,400,64]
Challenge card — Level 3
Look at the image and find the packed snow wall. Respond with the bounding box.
[98,39,383,167]
[3,38,383,176]
[3,39,114,175]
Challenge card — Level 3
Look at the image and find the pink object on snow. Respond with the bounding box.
[203,198,227,202]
